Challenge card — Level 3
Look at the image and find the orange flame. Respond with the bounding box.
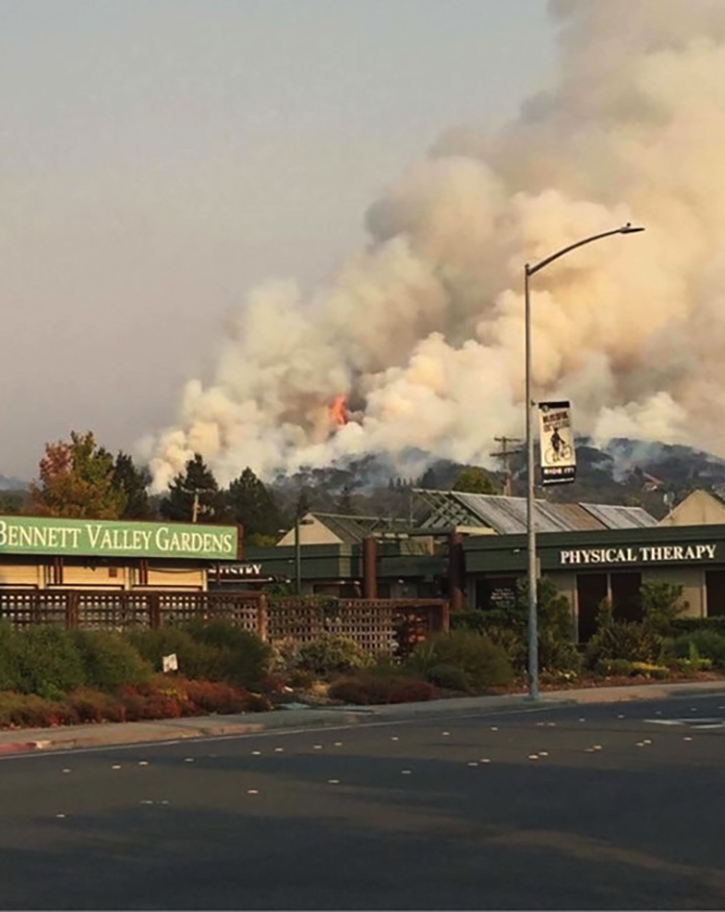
[329,394,349,427]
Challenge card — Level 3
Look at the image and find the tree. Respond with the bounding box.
[452,466,499,495]
[159,454,222,522]
[226,467,282,541]
[113,452,153,520]
[28,431,127,519]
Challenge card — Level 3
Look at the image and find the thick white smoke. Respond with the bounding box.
[150,0,725,489]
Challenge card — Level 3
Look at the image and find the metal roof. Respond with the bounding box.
[412,490,657,534]
[579,502,658,530]
[306,513,410,544]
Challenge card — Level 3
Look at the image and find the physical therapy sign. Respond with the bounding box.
[0,517,238,560]
[560,543,718,566]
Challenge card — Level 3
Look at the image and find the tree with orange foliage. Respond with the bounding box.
[28,431,127,519]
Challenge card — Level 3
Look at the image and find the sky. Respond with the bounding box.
[0,0,555,481]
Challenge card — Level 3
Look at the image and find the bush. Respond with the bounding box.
[72,630,153,692]
[126,627,232,683]
[585,621,663,669]
[411,630,514,691]
[0,622,21,692]
[673,630,725,669]
[631,661,670,679]
[183,620,273,689]
[288,668,317,690]
[482,626,527,672]
[672,617,725,637]
[425,663,469,692]
[296,634,370,679]
[450,610,492,635]
[641,581,688,634]
[14,626,86,697]
[596,658,635,677]
[183,679,250,714]
[329,673,436,705]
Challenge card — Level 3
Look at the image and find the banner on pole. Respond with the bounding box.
[539,401,576,485]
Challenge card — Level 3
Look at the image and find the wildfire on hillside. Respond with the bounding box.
[329,394,349,428]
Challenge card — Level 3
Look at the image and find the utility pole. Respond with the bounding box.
[491,436,522,497]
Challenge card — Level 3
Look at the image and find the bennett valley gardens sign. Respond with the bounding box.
[0,517,238,560]
[560,543,718,566]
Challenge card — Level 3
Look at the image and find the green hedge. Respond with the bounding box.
[671,617,725,636]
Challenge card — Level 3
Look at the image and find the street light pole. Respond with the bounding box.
[524,223,644,701]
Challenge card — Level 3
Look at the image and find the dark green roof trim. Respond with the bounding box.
[463,524,725,573]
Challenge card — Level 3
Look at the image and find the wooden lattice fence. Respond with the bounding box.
[0,589,447,655]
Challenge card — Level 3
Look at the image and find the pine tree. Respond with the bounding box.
[113,452,153,519]
[159,454,221,522]
[226,467,282,539]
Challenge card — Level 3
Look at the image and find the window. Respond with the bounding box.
[611,572,642,622]
[475,576,518,612]
[576,573,607,642]
[706,571,725,616]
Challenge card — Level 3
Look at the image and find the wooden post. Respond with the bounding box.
[257,593,268,642]
[65,590,80,629]
[362,537,378,600]
[148,592,161,629]
[448,531,465,612]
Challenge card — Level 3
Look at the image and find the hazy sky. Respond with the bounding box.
[0,0,554,480]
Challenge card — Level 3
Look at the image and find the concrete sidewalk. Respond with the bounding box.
[1,678,724,756]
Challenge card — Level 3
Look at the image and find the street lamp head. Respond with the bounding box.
[619,223,645,234]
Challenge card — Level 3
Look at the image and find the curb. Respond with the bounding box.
[1,679,724,758]
[0,740,51,755]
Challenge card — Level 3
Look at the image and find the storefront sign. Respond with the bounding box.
[217,563,264,578]
[560,544,718,566]
[0,517,237,560]
[539,401,576,485]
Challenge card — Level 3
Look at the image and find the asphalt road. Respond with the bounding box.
[1,693,725,911]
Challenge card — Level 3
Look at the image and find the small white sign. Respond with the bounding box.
[162,653,178,673]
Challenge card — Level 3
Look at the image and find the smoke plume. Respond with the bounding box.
[149,0,725,489]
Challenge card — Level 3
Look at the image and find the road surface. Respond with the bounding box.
[1,692,724,910]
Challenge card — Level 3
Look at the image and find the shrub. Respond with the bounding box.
[387,679,437,703]
[72,630,153,692]
[329,673,435,705]
[67,687,115,724]
[288,668,317,690]
[631,661,670,679]
[585,621,663,669]
[673,630,725,668]
[126,628,230,682]
[14,626,86,697]
[296,634,370,679]
[183,620,273,688]
[483,626,527,672]
[425,663,469,692]
[0,622,21,692]
[450,610,492,635]
[411,630,514,691]
[597,658,635,677]
[672,617,725,637]
[641,581,688,634]
[271,637,302,674]
[183,679,250,715]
